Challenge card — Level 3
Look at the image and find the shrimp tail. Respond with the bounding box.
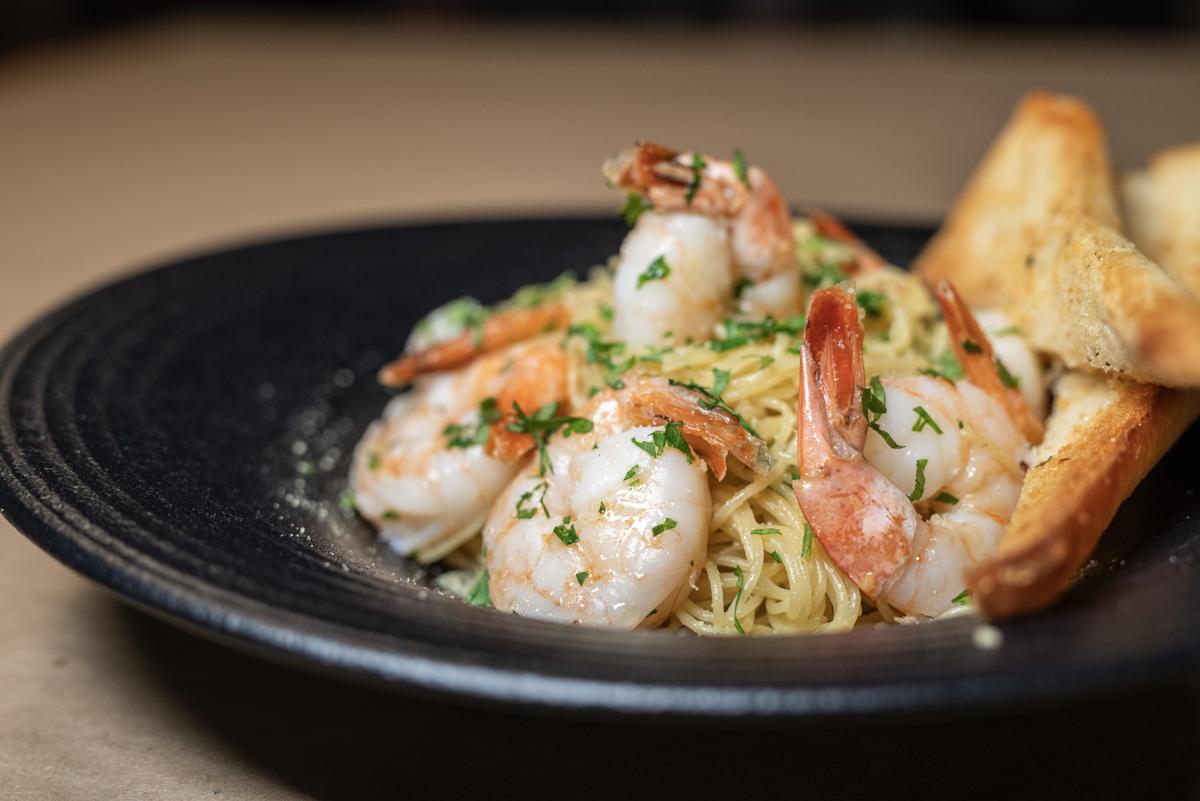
[602,142,749,218]
[618,378,770,480]
[807,208,887,273]
[796,287,915,597]
[931,280,1045,444]
[378,305,570,387]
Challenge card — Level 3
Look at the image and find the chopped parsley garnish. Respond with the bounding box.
[711,367,731,397]
[598,502,606,514]
[803,261,848,289]
[911,405,943,435]
[920,351,965,382]
[412,297,489,344]
[732,148,750,188]
[637,255,671,289]
[996,358,1020,389]
[508,272,576,309]
[862,375,904,449]
[575,571,589,585]
[508,402,594,476]
[599,304,614,321]
[732,276,753,299]
[759,356,774,369]
[856,290,887,318]
[381,510,400,521]
[638,344,673,364]
[443,397,501,449]
[751,528,781,536]
[709,315,806,352]
[732,565,747,635]
[962,339,984,354]
[993,325,1021,337]
[951,589,971,605]
[515,480,550,520]
[684,152,707,205]
[630,422,695,463]
[623,465,641,485]
[620,192,653,227]
[652,517,678,536]
[566,323,634,388]
[908,458,928,502]
[553,517,579,545]
[770,550,783,564]
[466,570,492,607]
[935,491,959,505]
[802,523,813,560]
[368,452,382,470]
[667,369,759,436]
[338,491,356,513]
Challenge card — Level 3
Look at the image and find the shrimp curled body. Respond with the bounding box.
[352,337,567,559]
[604,143,801,346]
[484,377,768,628]
[795,285,1039,617]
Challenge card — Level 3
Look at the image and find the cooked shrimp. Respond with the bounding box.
[483,376,769,628]
[353,337,567,560]
[807,208,887,273]
[378,304,570,386]
[603,143,800,345]
[795,284,1041,616]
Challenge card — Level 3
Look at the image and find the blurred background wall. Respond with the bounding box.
[5,0,1200,52]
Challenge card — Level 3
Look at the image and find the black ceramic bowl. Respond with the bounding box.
[2,216,1198,720]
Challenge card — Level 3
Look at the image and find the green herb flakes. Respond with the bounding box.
[637,255,671,289]
[908,458,928,502]
[996,358,1020,389]
[553,517,579,545]
[934,491,959,505]
[732,148,750,188]
[770,550,783,564]
[802,523,814,560]
[685,153,707,206]
[620,193,653,227]
[920,351,966,383]
[466,570,492,607]
[515,480,550,520]
[751,528,781,536]
[732,565,747,635]
[575,571,590,586]
[911,405,944,435]
[862,376,904,449]
[951,589,971,605]
[652,517,677,536]
[856,290,887,318]
[507,401,594,476]
[709,315,806,352]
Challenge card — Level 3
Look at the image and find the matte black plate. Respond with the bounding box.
[2,217,1198,720]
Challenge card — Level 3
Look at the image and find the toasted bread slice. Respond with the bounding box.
[1123,144,1200,296]
[916,92,1200,387]
[968,373,1200,617]
[914,91,1200,617]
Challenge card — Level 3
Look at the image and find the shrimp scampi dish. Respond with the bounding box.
[350,141,1071,635]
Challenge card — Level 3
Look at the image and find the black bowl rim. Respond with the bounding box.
[2,215,1198,721]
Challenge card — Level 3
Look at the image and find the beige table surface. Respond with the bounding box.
[3,16,1200,799]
